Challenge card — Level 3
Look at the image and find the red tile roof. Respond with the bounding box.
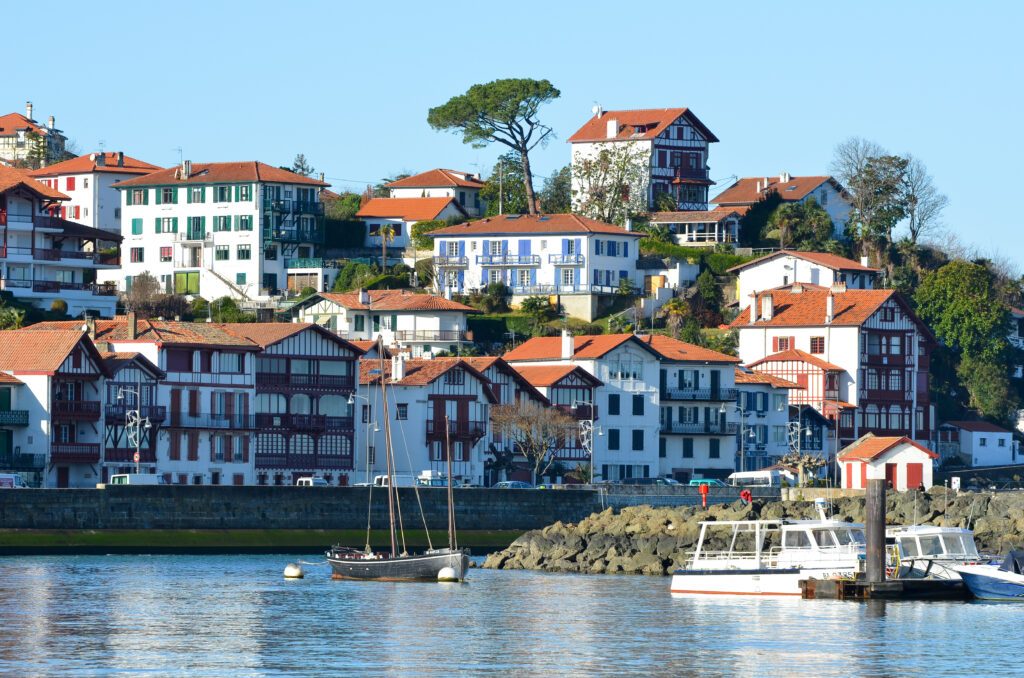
[386,169,484,189]
[634,334,740,364]
[29,152,160,177]
[728,250,878,274]
[26,319,261,349]
[315,289,478,313]
[0,373,23,385]
[713,175,840,206]
[0,165,68,200]
[356,197,464,221]
[349,340,391,357]
[459,356,554,403]
[428,213,644,238]
[215,322,364,354]
[944,420,1010,434]
[734,369,801,388]
[568,108,719,144]
[112,161,328,188]
[730,288,899,329]
[838,434,938,461]
[749,349,845,372]
[0,112,46,137]
[511,364,601,388]
[503,334,634,362]
[649,209,740,224]
[358,357,493,395]
[0,330,108,375]
[100,351,164,379]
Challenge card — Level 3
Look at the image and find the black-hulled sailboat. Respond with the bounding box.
[326,344,469,582]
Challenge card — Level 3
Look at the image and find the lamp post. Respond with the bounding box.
[573,399,601,484]
[347,390,379,485]
[117,386,151,475]
[720,402,756,473]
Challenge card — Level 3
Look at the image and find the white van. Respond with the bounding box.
[373,474,417,488]
[108,473,163,486]
[0,473,28,488]
[297,476,329,487]
[727,470,792,487]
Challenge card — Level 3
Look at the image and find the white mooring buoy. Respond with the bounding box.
[437,567,458,582]
[284,563,304,579]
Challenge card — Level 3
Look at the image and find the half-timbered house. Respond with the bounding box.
[101,350,165,481]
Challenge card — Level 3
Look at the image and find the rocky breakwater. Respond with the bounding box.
[483,488,1024,576]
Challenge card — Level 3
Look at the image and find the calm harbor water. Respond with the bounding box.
[1,554,1022,676]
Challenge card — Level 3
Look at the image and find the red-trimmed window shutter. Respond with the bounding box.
[169,433,181,461]
[188,390,199,416]
[188,432,199,461]
[66,177,75,191]
[772,336,779,352]
[242,435,250,464]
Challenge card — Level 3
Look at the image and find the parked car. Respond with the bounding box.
[297,476,329,487]
[0,473,28,488]
[614,477,681,486]
[494,481,534,489]
[688,478,729,488]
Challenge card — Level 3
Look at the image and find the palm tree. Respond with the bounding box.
[657,297,691,339]
[378,223,396,272]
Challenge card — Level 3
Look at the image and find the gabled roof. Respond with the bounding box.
[838,434,938,462]
[29,152,160,177]
[386,169,484,189]
[25,319,261,350]
[356,197,465,222]
[349,339,391,358]
[568,108,719,144]
[943,420,1011,434]
[428,213,644,238]
[511,364,602,388]
[458,356,552,404]
[634,334,740,364]
[302,289,478,313]
[712,175,842,206]
[730,288,907,329]
[748,349,845,372]
[0,330,109,376]
[0,165,67,200]
[0,112,46,137]
[215,322,364,355]
[503,333,660,362]
[112,161,328,188]
[101,351,164,379]
[358,357,494,399]
[49,215,123,242]
[727,250,878,274]
[649,209,740,224]
[0,373,23,385]
[734,369,801,388]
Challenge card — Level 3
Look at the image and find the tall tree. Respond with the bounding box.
[480,153,528,216]
[831,137,908,255]
[123,272,162,312]
[539,165,571,214]
[737,190,783,246]
[491,401,575,484]
[765,197,835,250]
[428,78,560,215]
[571,142,648,225]
[291,154,315,177]
[901,155,948,244]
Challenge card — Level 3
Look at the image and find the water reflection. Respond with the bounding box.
[1,556,1023,676]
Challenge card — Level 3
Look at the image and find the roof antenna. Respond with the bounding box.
[97,139,106,152]
[173,146,183,165]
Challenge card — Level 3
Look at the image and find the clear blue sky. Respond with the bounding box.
[7,1,1020,261]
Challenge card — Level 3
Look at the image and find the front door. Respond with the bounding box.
[56,466,69,488]
[710,370,720,399]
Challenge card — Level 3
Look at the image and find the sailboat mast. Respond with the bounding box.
[378,344,398,558]
[445,415,454,551]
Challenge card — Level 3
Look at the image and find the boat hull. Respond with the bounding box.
[327,547,470,582]
[955,565,1024,600]
[670,567,857,596]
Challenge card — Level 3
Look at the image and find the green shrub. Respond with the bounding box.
[410,220,448,250]
[50,299,68,315]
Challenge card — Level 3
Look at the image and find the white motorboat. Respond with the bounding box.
[954,551,1024,600]
[670,518,865,596]
[887,525,982,580]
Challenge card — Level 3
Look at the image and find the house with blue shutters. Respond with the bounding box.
[428,214,644,320]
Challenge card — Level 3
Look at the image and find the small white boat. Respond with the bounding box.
[670,519,865,596]
[954,551,1024,600]
[887,525,982,580]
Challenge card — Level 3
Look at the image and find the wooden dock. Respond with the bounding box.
[801,577,969,600]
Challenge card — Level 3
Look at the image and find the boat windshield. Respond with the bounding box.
[901,537,921,558]
[834,528,865,545]
[783,530,812,549]
[960,535,980,558]
[919,535,944,556]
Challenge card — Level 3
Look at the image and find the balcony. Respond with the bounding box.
[254,413,354,433]
[0,452,44,471]
[858,389,912,403]
[255,453,353,470]
[548,253,585,265]
[0,409,28,426]
[105,404,167,423]
[263,199,325,216]
[671,167,711,182]
[476,254,541,266]
[166,413,257,429]
[861,352,909,366]
[175,231,211,244]
[52,400,101,421]
[506,284,621,296]
[255,372,355,391]
[105,447,158,463]
[426,419,487,439]
[263,227,324,244]
[394,330,466,343]
[660,421,739,435]
[661,387,739,402]
[555,404,598,421]
[432,255,468,267]
[50,443,101,464]
[32,215,65,231]
[284,257,326,269]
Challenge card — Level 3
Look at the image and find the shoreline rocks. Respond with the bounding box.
[483,488,1024,576]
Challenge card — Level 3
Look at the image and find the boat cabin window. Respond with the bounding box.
[941,535,964,555]
[901,538,921,558]
[833,528,865,546]
[811,529,838,548]
[783,530,811,548]
[960,536,980,558]
[919,535,943,556]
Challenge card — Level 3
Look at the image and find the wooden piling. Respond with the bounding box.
[865,478,886,583]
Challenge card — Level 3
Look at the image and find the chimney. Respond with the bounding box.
[47,115,54,130]
[761,293,774,322]
[624,217,633,232]
[127,311,138,340]
[780,171,791,183]
[595,105,603,119]
[25,101,33,120]
[561,329,573,360]
[318,172,325,183]
[182,159,191,179]
[85,316,96,341]
[860,256,870,267]
[606,119,618,139]
[116,151,124,167]
[791,282,804,293]
[391,354,405,382]
[94,153,106,167]
[755,180,762,193]
[830,281,847,294]
[826,293,835,324]
[749,293,758,324]
[174,314,181,322]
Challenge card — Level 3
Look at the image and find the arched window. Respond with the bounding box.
[291,394,311,415]
[889,404,904,432]
[291,434,315,457]
[318,395,346,416]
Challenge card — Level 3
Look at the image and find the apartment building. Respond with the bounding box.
[385,168,485,217]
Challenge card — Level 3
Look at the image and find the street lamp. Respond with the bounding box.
[573,399,601,484]
[117,386,151,475]
[720,402,756,473]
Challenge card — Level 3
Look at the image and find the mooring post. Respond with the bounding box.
[865,478,886,583]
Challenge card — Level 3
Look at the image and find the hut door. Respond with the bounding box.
[905,463,923,490]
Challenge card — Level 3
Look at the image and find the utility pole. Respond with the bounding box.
[498,162,504,215]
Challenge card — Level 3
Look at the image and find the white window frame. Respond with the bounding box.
[561,268,574,287]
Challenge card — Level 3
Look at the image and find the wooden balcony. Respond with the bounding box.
[105,404,167,423]
[475,254,541,266]
[661,387,739,402]
[166,413,257,429]
[426,419,486,440]
[548,253,585,265]
[254,453,353,470]
[254,413,354,432]
[50,443,101,464]
[52,400,101,421]
[555,404,598,421]
[394,330,466,342]
[0,409,29,426]
[432,255,468,267]
[660,421,739,435]
[255,372,355,391]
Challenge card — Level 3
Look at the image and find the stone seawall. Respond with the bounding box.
[0,487,599,531]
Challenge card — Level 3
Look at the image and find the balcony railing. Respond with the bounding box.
[0,452,44,471]
[105,447,158,463]
[672,167,711,182]
[475,254,541,266]
[255,453,353,470]
[263,199,325,216]
[548,254,585,265]
[52,400,101,420]
[661,387,739,402]
[505,284,621,296]
[426,419,487,439]
[254,413,354,432]
[284,257,325,269]
[858,389,912,402]
[263,227,324,244]
[33,215,65,230]
[175,231,211,243]
[0,409,29,426]
[105,404,167,423]
[555,404,598,421]
[660,421,739,435]
[861,352,909,366]
[394,330,466,342]
[50,443,101,464]
[432,256,468,267]
[255,373,355,390]
[166,413,257,429]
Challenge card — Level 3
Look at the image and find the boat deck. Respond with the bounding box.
[800,577,969,600]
